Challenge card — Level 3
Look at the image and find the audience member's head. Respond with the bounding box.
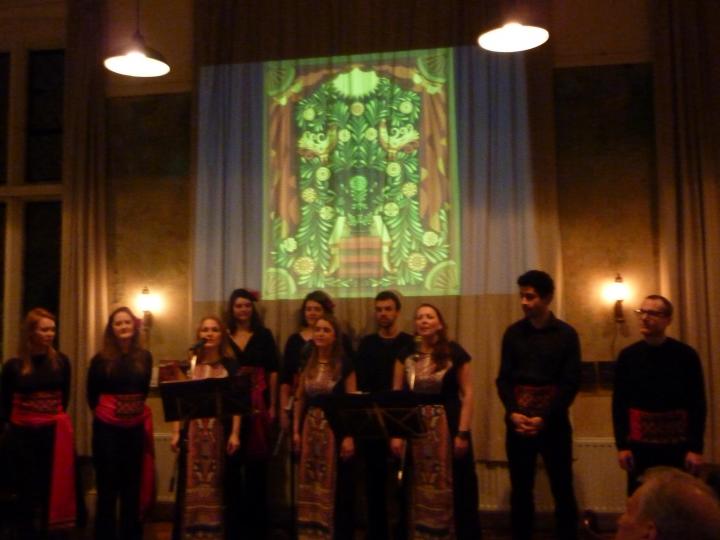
[615,467,720,540]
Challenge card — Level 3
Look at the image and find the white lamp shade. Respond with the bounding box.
[478,22,549,53]
[104,35,170,78]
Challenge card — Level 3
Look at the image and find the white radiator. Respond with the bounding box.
[478,437,625,513]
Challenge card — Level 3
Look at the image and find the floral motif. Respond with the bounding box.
[350,102,365,116]
[293,256,315,276]
[282,237,298,253]
[407,253,428,272]
[319,206,334,220]
[402,182,418,198]
[301,187,318,203]
[365,127,378,141]
[386,162,402,178]
[338,129,351,143]
[399,100,414,114]
[422,231,439,247]
[349,176,368,191]
[302,107,316,121]
[383,202,399,217]
[315,167,331,182]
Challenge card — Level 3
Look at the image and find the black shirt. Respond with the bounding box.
[356,331,414,392]
[496,314,581,421]
[612,338,706,453]
[0,354,71,421]
[86,350,153,410]
[229,327,279,372]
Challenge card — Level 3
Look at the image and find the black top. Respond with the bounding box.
[280,331,354,386]
[612,337,706,453]
[356,331,414,393]
[86,350,153,410]
[228,327,279,372]
[496,314,581,422]
[0,353,71,422]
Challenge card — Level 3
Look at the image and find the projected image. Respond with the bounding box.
[264,49,460,299]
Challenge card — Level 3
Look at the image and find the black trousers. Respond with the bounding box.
[224,454,269,539]
[626,443,687,495]
[506,419,578,540]
[10,424,54,540]
[92,420,144,540]
[359,439,391,540]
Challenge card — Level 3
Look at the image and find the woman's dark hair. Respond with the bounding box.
[19,307,58,374]
[298,290,335,327]
[415,303,451,372]
[226,288,263,333]
[303,314,343,382]
[99,306,146,374]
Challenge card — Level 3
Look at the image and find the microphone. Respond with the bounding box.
[404,335,423,391]
[188,338,207,351]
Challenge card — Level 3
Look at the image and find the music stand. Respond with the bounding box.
[311,391,440,441]
[159,375,250,423]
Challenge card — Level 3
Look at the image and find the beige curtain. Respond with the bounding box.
[59,0,109,455]
[655,0,720,461]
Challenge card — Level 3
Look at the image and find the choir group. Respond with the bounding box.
[0,270,711,540]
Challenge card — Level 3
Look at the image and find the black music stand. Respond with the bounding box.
[159,374,250,423]
[311,390,441,440]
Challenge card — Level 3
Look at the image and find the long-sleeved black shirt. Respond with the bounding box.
[0,354,71,421]
[612,337,706,453]
[86,350,153,410]
[355,331,414,393]
[496,314,581,422]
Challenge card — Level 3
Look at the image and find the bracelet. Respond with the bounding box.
[456,430,470,441]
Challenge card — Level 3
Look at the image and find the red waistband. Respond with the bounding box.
[514,384,557,417]
[628,408,688,445]
[95,393,146,426]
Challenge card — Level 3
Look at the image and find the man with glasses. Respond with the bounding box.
[612,295,707,494]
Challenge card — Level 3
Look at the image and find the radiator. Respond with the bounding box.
[478,437,625,513]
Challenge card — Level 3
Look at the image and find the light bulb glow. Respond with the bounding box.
[104,52,170,77]
[602,279,630,303]
[136,288,163,313]
[478,22,549,53]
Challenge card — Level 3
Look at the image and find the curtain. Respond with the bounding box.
[59,0,109,455]
[193,0,561,463]
[654,0,720,461]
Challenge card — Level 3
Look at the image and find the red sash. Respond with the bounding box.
[95,394,156,519]
[10,391,76,530]
[240,367,271,460]
[628,408,688,445]
[514,384,558,417]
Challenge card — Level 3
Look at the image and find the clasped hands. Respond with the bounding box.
[510,412,544,436]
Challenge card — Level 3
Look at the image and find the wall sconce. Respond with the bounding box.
[136,286,162,345]
[602,273,629,323]
[104,0,171,77]
[478,1,550,53]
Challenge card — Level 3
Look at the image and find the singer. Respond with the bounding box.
[279,290,351,432]
[293,315,356,540]
[0,308,76,537]
[224,288,278,539]
[87,306,154,540]
[391,304,480,540]
[355,291,413,539]
[170,316,241,540]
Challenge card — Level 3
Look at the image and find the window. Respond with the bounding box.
[0,48,64,359]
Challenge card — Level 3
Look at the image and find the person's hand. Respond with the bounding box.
[170,431,181,453]
[292,431,302,454]
[226,432,240,455]
[511,412,540,436]
[685,451,703,475]
[390,437,405,459]
[340,436,355,461]
[618,449,634,471]
[453,435,469,458]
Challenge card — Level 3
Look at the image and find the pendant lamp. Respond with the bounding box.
[478,1,550,53]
